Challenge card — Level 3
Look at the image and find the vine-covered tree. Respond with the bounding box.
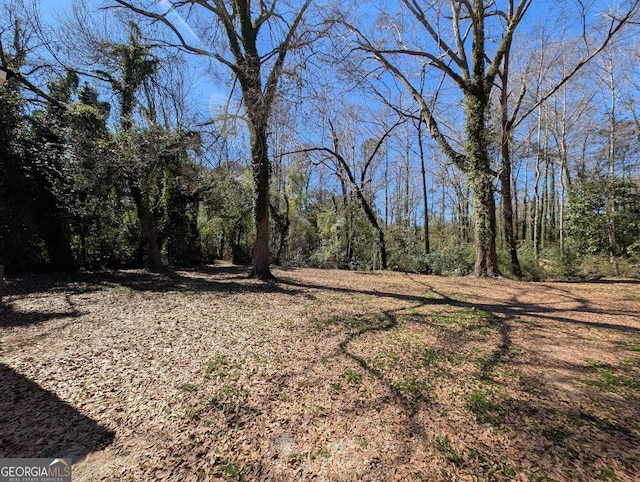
[348,0,533,276]
[112,0,312,279]
[95,23,164,269]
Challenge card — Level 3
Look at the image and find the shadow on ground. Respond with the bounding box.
[2,264,297,298]
[271,274,640,479]
[0,364,114,461]
[279,274,640,334]
[3,267,639,478]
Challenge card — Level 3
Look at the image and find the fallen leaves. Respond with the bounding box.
[1,267,639,480]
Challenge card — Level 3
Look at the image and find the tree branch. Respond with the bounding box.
[373,51,468,170]
[514,0,640,129]
[361,116,405,184]
[402,0,468,74]
[263,0,311,109]
[111,0,224,62]
[484,0,531,92]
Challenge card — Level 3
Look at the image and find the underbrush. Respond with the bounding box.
[424,244,474,276]
[501,246,640,281]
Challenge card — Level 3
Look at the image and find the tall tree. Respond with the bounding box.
[349,0,639,276]
[415,117,430,259]
[348,0,532,276]
[93,22,163,269]
[0,5,34,273]
[298,98,402,270]
[506,3,639,266]
[35,73,117,270]
[497,40,526,277]
[113,0,312,279]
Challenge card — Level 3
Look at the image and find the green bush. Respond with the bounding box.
[387,224,428,273]
[513,244,640,281]
[566,176,640,258]
[576,254,640,279]
[424,244,474,276]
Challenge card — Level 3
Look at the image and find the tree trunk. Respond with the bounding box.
[131,184,163,271]
[540,160,549,249]
[353,186,387,270]
[499,51,522,277]
[144,221,163,271]
[533,158,542,257]
[418,119,430,258]
[559,167,566,254]
[384,152,389,227]
[270,195,290,266]
[500,165,521,276]
[249,123,273,280]
[470,169,500,277]
[549,161,557,240]
[465,91,500,277]
[605,60,620,277]
[338,177,351,266]
[403,143,410,224]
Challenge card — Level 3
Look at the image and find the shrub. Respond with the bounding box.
[424,244,474,276]
[387,224,428,273]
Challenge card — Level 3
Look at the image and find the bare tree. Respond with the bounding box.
[347,0,532,276]
[297,101,403,269]
[111,0,312,279]
[600,53,621,275]
[497,38,526,276]
[416,116,431,257]
[344,0,640,276]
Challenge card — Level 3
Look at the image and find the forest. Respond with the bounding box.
[2,2,640,481]
[1,0,640,280]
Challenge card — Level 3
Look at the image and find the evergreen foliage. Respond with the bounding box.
[1,4,639,279]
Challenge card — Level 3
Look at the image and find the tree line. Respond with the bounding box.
[1,0,639,279]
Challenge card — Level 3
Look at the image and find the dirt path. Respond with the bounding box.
[1,267,639,481]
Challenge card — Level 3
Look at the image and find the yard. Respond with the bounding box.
[1,265,639,481]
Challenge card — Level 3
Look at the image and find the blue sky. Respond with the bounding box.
[27,0,640,225]
[38,0,234,118]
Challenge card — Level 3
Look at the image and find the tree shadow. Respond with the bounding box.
[275,274,638,478]
[2,266,307,310]
[1,293,82,329]
[2,273,102,297]
[5,267,636,478]
[0,364,114,461]
[553,278,640,285]
[0,309,82,329]
[278,275,640,334]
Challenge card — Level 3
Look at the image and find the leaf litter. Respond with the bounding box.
[1,266,639,481]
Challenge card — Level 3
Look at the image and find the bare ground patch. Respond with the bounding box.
[1,266,639,481]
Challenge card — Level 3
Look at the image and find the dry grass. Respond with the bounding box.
[1,264,639,481]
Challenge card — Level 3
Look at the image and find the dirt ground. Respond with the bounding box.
[1,265,639,481]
